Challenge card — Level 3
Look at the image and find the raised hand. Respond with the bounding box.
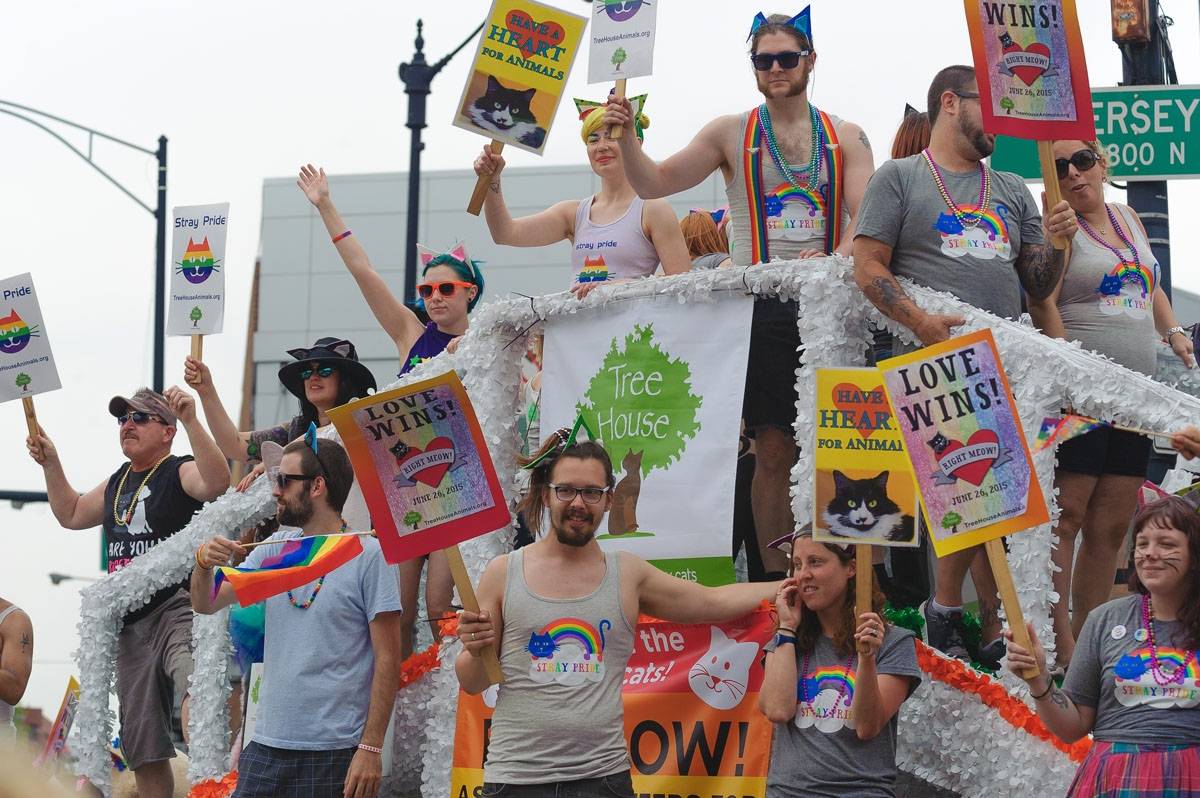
[774,577,802,632]
[236,462,265,493]
[183,355,214,393]
[164,386,197,425]
[473,144,506,178]
[854,612,885,658]
[197,535,248,569]
[457,609,496,658]
[26,426,55,466]
[297,163,330,207]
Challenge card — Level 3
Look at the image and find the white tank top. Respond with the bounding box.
[0,605,23,729]
[571,195,660,283]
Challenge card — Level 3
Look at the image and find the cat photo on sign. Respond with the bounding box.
[461,73,548,150]
[814,468,918,547]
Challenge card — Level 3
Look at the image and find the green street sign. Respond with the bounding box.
[991,84,1200,182]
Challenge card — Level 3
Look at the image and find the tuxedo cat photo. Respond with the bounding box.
[466,76,547,149]
[821,469,916,544]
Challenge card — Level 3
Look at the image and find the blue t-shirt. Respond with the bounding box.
[243,529,402,750]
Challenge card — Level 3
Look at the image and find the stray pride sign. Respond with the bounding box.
[0,272,61,403]
[167,203,228,335]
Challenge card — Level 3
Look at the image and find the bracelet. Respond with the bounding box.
[194,546,211,571]
[332,230,353,243]
[356,742,383,754]
[773,632,797,648]
[1029,681,1053,701]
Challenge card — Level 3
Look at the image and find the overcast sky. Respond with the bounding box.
[3,1,1199,713]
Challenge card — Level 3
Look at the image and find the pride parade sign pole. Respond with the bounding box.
[879,331,1048,678]
[588,0,658,139]
[330,371,513,684]
[964,0,1095,250]
[0,273,62,447]
[167,203,229,362]
[457,0,587,215]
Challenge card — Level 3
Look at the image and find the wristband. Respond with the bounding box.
[195,546,211,571]
[773,633,797,648]
[356,742,383,754]
[1165,326,1186,342]
[332,230,353,243]
[1029,681,1053,701]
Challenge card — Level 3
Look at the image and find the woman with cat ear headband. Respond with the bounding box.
[472,92,691,300]
[1027,139,1193,674]
[759,533,922,796]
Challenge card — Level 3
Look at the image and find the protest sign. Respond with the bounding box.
[456,0,587,213]
[0,272,62,444]
[36,676,80,766]
[588,0,657,138]
[451,607,774,796]
[542,294,754,586]
[167,203,228,349]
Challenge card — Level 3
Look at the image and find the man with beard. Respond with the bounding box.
[191,437,400,798]
[455,439,779,794]
[851,65,1077,666]
[601,10,875,582]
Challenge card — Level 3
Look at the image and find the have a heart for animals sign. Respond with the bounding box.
[963,0,1095,141]
[878,330,1047,556]
[329,371,510,564]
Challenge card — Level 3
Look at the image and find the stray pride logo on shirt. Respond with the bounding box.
[1113,646,1200,709]
[1095,260,1157,320]
[527,617,611,685]
[794,663,856,734]
[932,202,1012,261]
[764,181,828,242]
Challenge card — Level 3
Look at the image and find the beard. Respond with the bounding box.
[277,491,314,528]
[958,113,995,158]
[551,506,599,547]
[756,64,811,99]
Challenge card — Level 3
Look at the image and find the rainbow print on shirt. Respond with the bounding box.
[527,617,611,685]
[577,255,609,283]
[175,236,222,285]
[932,202,1012,260]
[794,663,857,733]
[1113,645,1200,709]
[0,309,38,355]
[1096,259,1158,320]
[764,181,827,242]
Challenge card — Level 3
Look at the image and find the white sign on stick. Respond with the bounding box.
[0,272,61,402]
[168,203,229,335]
[588,0,658,83]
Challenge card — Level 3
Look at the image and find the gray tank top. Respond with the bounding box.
[0,605,22,728]
[571,195,660,282]
[1057,204,1159,374]
[726,109,851,266]
[485,548,635,783]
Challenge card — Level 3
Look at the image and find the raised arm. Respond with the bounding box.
[473,145,576,247]
[759,579,800,722]
[297,165,426,355]
[183,356,251,462]
[455,555,507,695]
[833,122,875,257]
[602,99,732,199]
[165,387,231,503]
[849,614,914,741]
[1006,623,1096,742]
[0,608,33,706]
[634,555,778,624]
[642,199,692,276]
[26,427,105,530]
[853,236,964,345]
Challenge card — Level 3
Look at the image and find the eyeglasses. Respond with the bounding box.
[274,472,317,490]
[1055,148,1100,180]
[750,50,810,71]
[417,280,474,299]
[116,411,162,426]
[300,365,336,380]
[548,483,610,504]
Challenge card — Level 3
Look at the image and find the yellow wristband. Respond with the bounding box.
[195,546,211,571]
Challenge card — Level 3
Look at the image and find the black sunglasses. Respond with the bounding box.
[1055,148,1099,180]
[750,50,810,71]
[274,472,317,490]
[116,411,161,426]
[300,365,336,380]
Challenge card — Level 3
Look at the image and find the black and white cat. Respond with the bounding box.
[467,76,547,148]
[822,470,915,543]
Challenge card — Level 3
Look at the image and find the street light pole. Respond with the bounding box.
[155,136,168,391]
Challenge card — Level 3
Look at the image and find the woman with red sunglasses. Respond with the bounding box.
[1029,139,1194,672]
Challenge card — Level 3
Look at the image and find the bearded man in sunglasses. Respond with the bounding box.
[602,9,875,582]
[26,387,229,798]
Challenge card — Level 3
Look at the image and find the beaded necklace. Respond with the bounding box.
[799,645,856,709]
[1076,204,1142,271]
[921,149,991,231]
[1141,593,1195,687]
[286,520,346,610]
[758,102,823,188]
[112,454,172,526]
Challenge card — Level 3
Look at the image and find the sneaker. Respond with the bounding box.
[977,636,1007,670]
[922,601,970,661]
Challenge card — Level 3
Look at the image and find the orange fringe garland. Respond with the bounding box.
[915,640,1093,763]
[186,769,238,798]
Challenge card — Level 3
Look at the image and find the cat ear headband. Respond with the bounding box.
[416,242,471,269]
[747,6,811,44]
[574,94,649,139]
[689,207,729,227]
[521,413,598,471]
[304,422,320,457]
[904,103,920,117]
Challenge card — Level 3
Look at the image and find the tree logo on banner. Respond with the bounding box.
[15,372,31,392]
[175,237,222,285]
[611,47,627,71]
[0,309,39,355]
[577,324,701,537]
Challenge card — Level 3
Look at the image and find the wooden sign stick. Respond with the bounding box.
[22,396,39,455]
[1036,140,1071,251]
[855,545,873,649]
[609,78,628,139]
[444,544,504,684]
[984,537,1039,679]
[467,140,505,216]
[191,334,203,362]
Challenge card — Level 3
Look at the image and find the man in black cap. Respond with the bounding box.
[26,386,229,798]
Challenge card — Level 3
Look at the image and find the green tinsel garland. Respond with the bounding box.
[884,604,998,675]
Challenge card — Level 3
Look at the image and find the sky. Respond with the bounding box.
[2,1,1199,713]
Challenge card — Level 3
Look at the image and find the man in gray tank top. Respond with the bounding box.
[456,440,780,795]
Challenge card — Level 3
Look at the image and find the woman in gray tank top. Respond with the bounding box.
[1029,139,1194,670]
[472,96,690,298]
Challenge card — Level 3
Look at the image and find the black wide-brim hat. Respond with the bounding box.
[278,337,377,401]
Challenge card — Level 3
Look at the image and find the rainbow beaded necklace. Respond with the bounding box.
[921,149,991,231]
[1076,204,1142,272]
[1141,593,1195,687]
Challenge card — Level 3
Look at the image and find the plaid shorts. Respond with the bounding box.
[233,741,356,798]
[1068,740,1200,797]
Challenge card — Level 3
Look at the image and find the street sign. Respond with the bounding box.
[991,84,1200,182]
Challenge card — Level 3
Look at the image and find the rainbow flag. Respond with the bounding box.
[1034,414,1106,453]
[214,534,364,606]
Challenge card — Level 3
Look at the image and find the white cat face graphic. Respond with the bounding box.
[687,626,759,710]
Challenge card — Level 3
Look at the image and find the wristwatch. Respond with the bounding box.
[1166,325,1187,342]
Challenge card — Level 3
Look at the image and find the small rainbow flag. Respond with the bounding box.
[1034,414,1106,453]
[214,534,364,606]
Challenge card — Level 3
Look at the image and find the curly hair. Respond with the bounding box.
[790,536,886,658]
[1128,496,1200,651]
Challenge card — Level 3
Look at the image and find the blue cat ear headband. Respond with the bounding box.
[305,422,319,456]
[747,7,812,44]
[521,413,598,471]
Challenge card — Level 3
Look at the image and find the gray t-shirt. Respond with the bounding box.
[244,529,402,750]
[855,154,1044,320]
[1063,594,1200,745]
[764,627,922,797]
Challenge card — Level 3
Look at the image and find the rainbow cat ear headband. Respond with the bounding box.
[521,413,597,471]
[416,242,471,268]
[747,6,811,44]
[574,94,648,138]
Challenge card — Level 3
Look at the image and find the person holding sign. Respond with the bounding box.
[472,95,691,299]
[1005,496,1200,796]
[759,534,921,796]
[1029,139,1193,669]
[455,436,779,793]
[191,437,401,798]
[852,65,1076,664]
[26,388,229,798]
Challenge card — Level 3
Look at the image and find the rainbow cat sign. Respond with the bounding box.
[167,203,228,336]
[0,272,61,403]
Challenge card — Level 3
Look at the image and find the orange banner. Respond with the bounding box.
[451,607,775,795]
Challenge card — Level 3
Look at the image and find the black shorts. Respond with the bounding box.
[742,297,801,434]
[1056,426,1152,478]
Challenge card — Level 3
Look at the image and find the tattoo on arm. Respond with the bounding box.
[489,180,500,194]
[858,129,872,151]
[1015,243,1066,301]
[1048,686,1070,710]
[866,276,918,324]
[20,633,29,652]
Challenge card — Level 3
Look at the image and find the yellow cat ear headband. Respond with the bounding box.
[574,94,649,142]
[522,413,597,471]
